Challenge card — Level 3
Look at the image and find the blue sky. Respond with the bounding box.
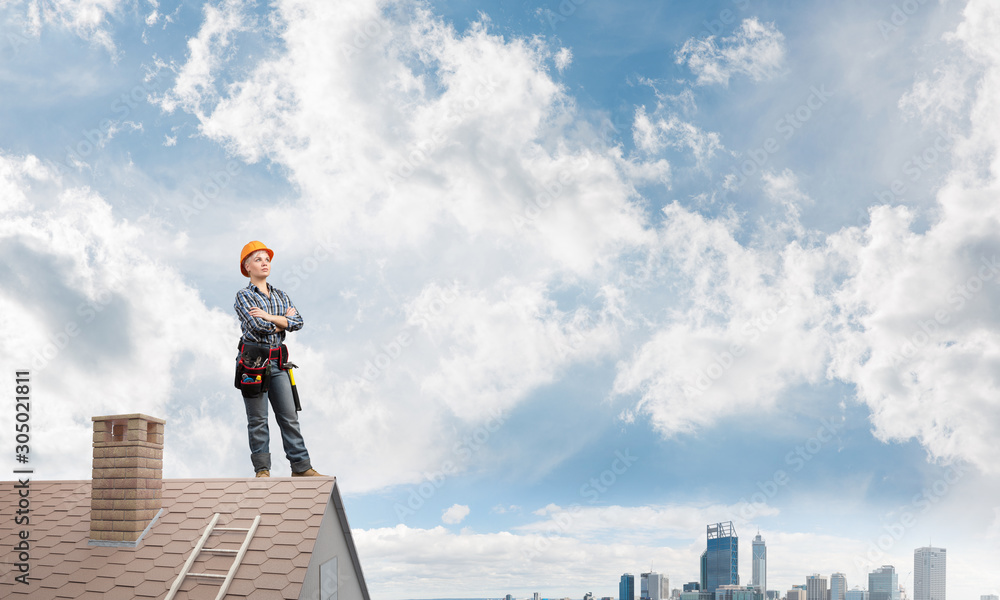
[2,0,999,598]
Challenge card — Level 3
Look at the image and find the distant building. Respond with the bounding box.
[622,573,636,600]
[914,547,946,600]
[752,533,766,596]
[869,566,900,600]
[686,584,703,593]
[830,574,847,600]
[701,551,709,590]
[981,596,999,600]
[706,521,739,593]
[788,588,805,600]
[535,594,541,600]
[807,574,829,600]
[715,584,761,600]
[585,593,594,600]
[846,587,869,600]
[642,572,670,600]
[681,593,701,600]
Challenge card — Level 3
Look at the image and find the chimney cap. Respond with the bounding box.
[92,413,166,424]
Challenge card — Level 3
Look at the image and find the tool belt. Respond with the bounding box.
[233,341,289,399]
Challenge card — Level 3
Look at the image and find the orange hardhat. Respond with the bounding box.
[240,241,274,277]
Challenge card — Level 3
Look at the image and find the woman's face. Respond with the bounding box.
[246,251,271,279]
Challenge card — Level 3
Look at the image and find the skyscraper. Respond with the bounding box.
[869,566,900,600]
[700,551,708,591]
[914,547,946,600]
[706,521,739,593]
[830,573,847,600]
[622,573,636,600]
[641,573,670,600]
[752,533,766,596]
[807,574,829,600]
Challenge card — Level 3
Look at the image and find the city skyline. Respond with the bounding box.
[601,538,962,600]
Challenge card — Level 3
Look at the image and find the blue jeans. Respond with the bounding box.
[243,363,312,473]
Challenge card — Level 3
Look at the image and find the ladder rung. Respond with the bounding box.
[164,513,261,600]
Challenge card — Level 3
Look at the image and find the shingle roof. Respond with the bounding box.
[0,477,354,599]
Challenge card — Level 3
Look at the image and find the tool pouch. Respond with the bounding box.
[272,344,289,370]
[236,342,272,399]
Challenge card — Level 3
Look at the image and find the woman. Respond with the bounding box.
[234,240,323,477]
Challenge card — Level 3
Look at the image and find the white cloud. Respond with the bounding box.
[352,517,697,598]
[612,201,836,437]
[491,504,521,515]
[518,502,777,543]
[758,169,811,243]
[156,0,253,115]
[675,18,786,86]
[2,0,126,54]
[160,1,652,275]
[898,64,974,125]
[0,153,48,214]
[407,281,618,422]
[823,0,1000,474]
[0,151,241,480]
[442,504,470,524]
[554,47,572,72]
[611,0,1000,479]
[632,105,724,169]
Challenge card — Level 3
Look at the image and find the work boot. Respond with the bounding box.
[292,468,325,477]
[255,469,270,478]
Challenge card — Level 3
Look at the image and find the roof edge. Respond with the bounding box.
[332,480,372,600]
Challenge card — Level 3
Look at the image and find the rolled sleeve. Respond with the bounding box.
[280,291,304,332]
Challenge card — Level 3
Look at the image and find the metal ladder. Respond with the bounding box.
[164,512,262,600]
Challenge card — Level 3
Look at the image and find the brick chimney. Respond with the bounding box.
[89,413,165,545]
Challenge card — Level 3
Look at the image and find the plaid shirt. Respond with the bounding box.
[235,282,304,347]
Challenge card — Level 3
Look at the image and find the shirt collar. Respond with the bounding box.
[245,281,272,296]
